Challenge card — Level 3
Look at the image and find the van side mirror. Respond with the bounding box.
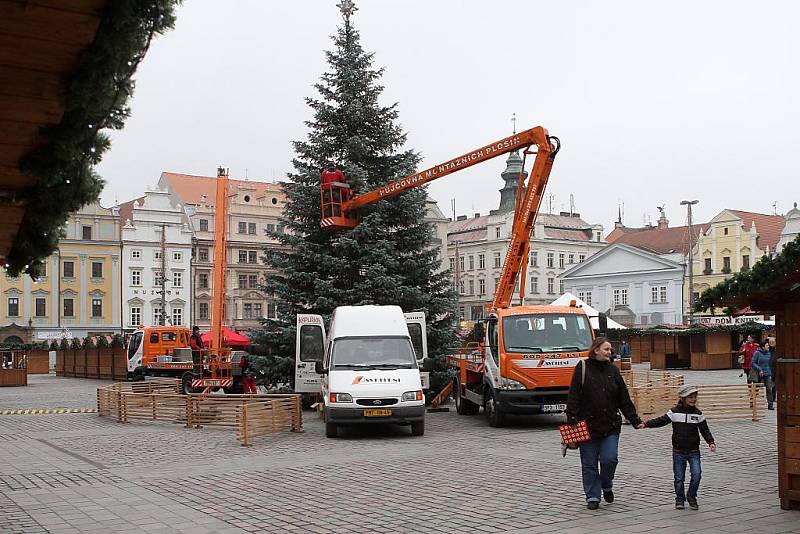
[314,361,327,375]
[421,358,434,372]
[598,313,608,337]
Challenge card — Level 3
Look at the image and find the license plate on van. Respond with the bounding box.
[363,409,392,417]
[541,404,567,413]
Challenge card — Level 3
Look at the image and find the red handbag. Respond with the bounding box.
[559,420,591,445]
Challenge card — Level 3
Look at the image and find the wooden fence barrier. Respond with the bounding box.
[97,380,303,445]
[631,383,765,421]
[621,369,684,388]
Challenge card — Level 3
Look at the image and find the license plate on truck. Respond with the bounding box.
[541,404,567,413]
[363,409,392,417]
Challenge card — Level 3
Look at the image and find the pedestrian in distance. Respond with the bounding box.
[566,336,643,510]
[751,339,775,410]
[640,384,716,510]
[737,334,759,382]
[620,339,631,358]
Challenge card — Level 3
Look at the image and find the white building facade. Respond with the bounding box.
[120,189,193,332]
[562,243,685,327]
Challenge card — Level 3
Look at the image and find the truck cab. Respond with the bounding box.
[127,326,192,380]
[297,305,426,438]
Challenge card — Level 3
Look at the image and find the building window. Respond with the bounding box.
[7,297,19,317]
[478,279,486,295]
[660,286,668,303]
[248,222,257,235]
[459,256,465,272]
[547,252,554,268]
[172,271,182,287]
[495,226,501,239]
[651,287,659,304]
[704,258,712,274]
[238,221,247,234]
[199,219,209,232]
[35,297,46,317]
[248,274,258,289]
[547,278,554,294]
[692,291,700,303]
[198,273,209,289]
[579,254,586,263]
[131,270,142,286]
[585,292,592,306]
[91,261,103,278]
[724,227,729,235]
[153,306,163,325]
[199,248,209,262]
[621,289,628,306]
[131,249,141,260]
[468,280,474,295]
[742,255,750,271]
[238,250,248,263]
[266,223,275,233]
[92,298,102,318]
[267,302,278,319]
[154,270,164,286]
[596,232,602,242]
[530,277,538,293]
[248,250,258,264]
[130,306,141,326]
[559,253,565,269]
[468,255,474,271]
[493,252,501,268]
[471,306,483,321]
[244,303,253,319]
[173,252,182,262]
[82,225,92,240]
[459,281,465,295]
[559,279,565,294]
[239,274,248,289]
[459,306,465,320]
[449,258,455,271]
[568,253,574,264]
[254,303,262,318]
[154,250,162,261]
[722,256,731,273]
[530,251,538,267]
[494,277,500,291]
[478,254,485,269]
[198,302,209,320]
[63,298,74,317]
[172,307,183,326]
[63,261,74,278]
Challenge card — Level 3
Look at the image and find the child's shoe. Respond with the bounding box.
[688,498,698,510]
[675,500,685,510]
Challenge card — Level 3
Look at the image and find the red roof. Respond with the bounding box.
[612,224,708,255]
[728,210,784,251]
[161,172,283,206]
[118,196,145,226]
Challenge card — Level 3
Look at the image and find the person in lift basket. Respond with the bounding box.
[641,384,717,510]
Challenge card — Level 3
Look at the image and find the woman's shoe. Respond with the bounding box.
[675,500,685,510]
[603,490,614,503]
[587,501,599,510]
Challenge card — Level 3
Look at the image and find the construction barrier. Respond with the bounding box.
[631,383,765,421]
[97,379,302,446]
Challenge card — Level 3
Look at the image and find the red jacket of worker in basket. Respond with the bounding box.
[321,167,345,185]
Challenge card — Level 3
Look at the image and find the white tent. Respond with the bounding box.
[550,292,626,330]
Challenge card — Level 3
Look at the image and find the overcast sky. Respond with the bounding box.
[97,0,800,232]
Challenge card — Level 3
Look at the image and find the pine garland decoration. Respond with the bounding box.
[4,0,181,277]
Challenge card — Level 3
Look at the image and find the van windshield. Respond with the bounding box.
[128,332,143,360]
[502,313,593,353]
[331,337,417,369]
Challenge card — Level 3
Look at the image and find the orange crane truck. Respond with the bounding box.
[322,126,601,426]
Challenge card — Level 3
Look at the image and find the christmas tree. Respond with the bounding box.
[251,0,457,395]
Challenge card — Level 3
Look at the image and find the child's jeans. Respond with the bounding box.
[673,450,702,502]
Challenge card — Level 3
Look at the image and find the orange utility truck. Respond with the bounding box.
[321,126,600,426]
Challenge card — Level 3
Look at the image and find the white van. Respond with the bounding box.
[295,310,429,398]
[297,305,427,438]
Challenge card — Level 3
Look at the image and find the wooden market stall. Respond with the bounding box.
[0,349,27,386]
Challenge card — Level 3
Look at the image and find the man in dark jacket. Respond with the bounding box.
[566,337,642,509]
[644,384,716,510]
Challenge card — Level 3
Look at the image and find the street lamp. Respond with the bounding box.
[681,200,699,324]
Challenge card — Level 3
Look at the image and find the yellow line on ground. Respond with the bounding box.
[0,408,98,416]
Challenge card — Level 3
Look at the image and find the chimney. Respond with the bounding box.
[474,212,480,218]
[559,211,571,217]
[572,213,580,218]
[457,215,467,221]
[657,215,669,230]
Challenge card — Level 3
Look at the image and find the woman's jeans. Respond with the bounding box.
[762,375,775,405]
[578,433,620,502]
[673,451,702,502]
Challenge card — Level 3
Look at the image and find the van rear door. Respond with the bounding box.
[295,314,326,393]
[404,312,429,389]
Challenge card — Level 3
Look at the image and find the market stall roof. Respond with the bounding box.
[201,327,251,347]
[550,292,626,330]
[0,0,108,263]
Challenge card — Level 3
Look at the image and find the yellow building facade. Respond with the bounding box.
[0,202,122,343]
[688,209,784,318]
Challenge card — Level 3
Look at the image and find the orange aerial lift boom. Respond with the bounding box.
[321,127,601,427]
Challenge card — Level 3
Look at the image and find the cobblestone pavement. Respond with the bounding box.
[0,368,797,533]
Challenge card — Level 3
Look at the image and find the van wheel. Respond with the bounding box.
[181,373,197,395]
[411,420,425,436]
[485,389,505,427]
[325,422,338,438]
[454,377,480,415]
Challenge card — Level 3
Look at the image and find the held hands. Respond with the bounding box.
[635,422,646,429]
[709,443,717,452]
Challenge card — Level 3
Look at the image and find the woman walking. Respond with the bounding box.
[566,337,643,509]
[751,339,775,410]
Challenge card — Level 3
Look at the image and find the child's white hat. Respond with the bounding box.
[678,384,699,398]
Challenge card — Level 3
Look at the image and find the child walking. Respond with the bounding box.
[641,384,717,510]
